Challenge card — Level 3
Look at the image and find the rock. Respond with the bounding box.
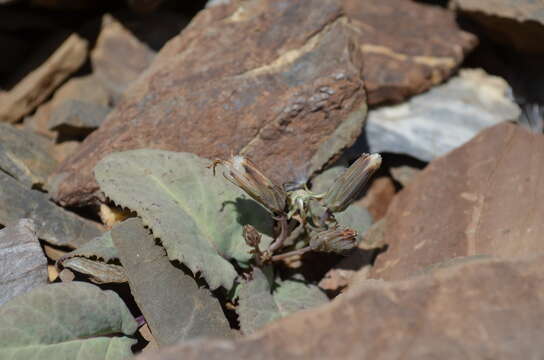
[0,171,102,248]
[24,74,111,140]
[0,34,88,123]
[52,141,80,163]
[50,0,368,206]
[342,0,477,105]
[136,253,544,360]
[91,14,156,100]
[451,0,544,53]
[370,122,544,281]
[0,123,57,188]
[356,176,395,221]
[390,165,421,188]
[48,100,110,138]
[365,69,521,162]
[0,219,47,306]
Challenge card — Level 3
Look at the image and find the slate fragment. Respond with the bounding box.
[111,218,232,346]
[0,171,102,248]
[0,122,57,188]
[365,69,521,162]
[0,33,88,123]
[50,0,368,206]
[48,100,110,138]
[342,0,477,105]
[136,253,544,360]
[0,219,47,306]
[371,122,544,281]
[451,0,544,53]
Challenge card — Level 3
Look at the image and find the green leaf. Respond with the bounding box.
[0,282,137,360]
[237,268,328,334]
[94,150,273,290]
[58,232,127,284]
[112,218,233,346]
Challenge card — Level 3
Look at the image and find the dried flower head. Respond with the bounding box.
[211,155,287,214]
[323,153,382,213]
[243,224,262,248]
[309,227,358,253]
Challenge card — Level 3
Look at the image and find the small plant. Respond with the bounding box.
[211,153,382,265]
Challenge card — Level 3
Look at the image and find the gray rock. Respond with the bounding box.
[365,69,521,162]
[0,122,57,188]
[48,100,110,137]
[0,219,47,306]
[0,171,102,248]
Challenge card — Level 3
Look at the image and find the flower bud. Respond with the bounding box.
[243,224,261,248]
[309,227,358,253]
[323,153,382,213]
[212,155,287,214]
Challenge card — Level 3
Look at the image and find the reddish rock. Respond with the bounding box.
[50,0,368,206]
[357,176,395,221]
[343,0,477,104]
[137,253,544,360]
[371,123,544,281]
[451,0,544,53]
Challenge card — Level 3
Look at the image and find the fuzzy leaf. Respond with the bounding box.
[0,282,137,360]
[112,218,232,346]
[237,268,328,334]
[94,150,273,290]
[58,231,127,284]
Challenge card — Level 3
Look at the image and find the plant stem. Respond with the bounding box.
[271,245,313,262]
[267,216,289,253]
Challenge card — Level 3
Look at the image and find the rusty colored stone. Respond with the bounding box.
[343,0,477,105]
[357,176,395,221]
[0,34,88,123]
[451,0,544,53]
[371,123,544,281]
[50,0,368,206]
[137,253,544,360]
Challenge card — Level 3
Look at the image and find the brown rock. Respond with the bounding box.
[50,0,368,206]
[91,14,156,100]
[137,253,544,360]
[370,123,544,281]
[343,0,477,104]
[451,0,544,53]
[48,100,110,138]
[24,74,111,140]
[390,165,421,188]
[0,34,88,123]
[357,176,395,221]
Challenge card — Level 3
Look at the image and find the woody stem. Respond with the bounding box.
[271,246,313,262]
[267,216,289,253]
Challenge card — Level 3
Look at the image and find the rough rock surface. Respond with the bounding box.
[343,0,477,105]
[365,69,521,162]
[91,14,156,100]
[48,100,110,137]
[451,0,544,53]
[357,176,395,221]
[137,253,544,360]
[0,123,57,188]
[371,122,544,280]
[0,34,88,123]
[51,0,368,206]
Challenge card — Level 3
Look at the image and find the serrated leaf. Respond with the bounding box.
[112,218,232,346]
[94,150,273,290]
[237,268,328,334]
[0,282,137,360]
[58,231,127,284]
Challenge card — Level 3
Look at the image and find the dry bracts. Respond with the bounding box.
[309,227,359,253]
[211,155,287,215]
[323,153,382,213]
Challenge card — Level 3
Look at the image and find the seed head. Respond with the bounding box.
[211,155,287,214]
[323,153,382,213]
[243,224,262,248]
[309,227,358,253]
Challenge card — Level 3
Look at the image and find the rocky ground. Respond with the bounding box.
[0,0,543,359]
